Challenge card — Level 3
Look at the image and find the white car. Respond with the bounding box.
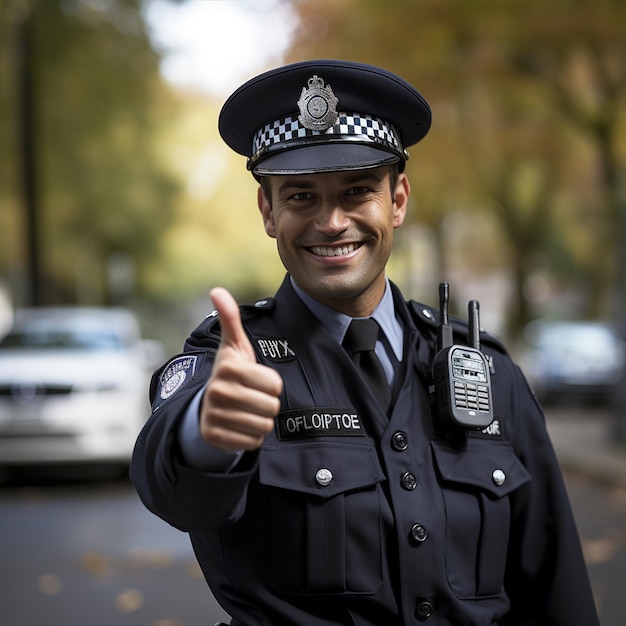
[520,320,625,405]
[0,307,159,471]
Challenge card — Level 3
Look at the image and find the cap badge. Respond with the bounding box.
[297,75,339,131]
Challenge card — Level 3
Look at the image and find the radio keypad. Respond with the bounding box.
[454,381,490,412]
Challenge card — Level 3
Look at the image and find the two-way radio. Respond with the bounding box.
[431,282,494,431]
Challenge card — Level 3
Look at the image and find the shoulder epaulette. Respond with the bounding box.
[188,296,276,341]
[409,300,508,355]
[189,309,221,341]
[240,296,277,318]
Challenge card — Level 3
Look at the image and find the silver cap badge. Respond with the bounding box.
[297,75,339,131]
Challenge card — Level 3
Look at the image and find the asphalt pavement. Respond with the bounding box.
[546,407,626,487]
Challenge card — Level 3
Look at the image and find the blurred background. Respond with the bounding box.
[2,0,626,347]
[0,0,625,624]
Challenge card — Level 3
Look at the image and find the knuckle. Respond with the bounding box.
[206,378,231,405]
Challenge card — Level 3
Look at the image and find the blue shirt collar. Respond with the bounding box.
[290,276,403,361]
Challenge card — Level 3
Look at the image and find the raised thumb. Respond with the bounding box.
[210,287,255,358]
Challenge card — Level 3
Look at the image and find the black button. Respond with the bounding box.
[401,472,417,490]
[410,523,428,544]
[391,431,408,451]
[415,600,434,621]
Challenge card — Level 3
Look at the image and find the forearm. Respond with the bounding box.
[131,392,258,532]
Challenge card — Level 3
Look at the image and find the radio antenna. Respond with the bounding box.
[468,299,480,350]
[437,282,453,351]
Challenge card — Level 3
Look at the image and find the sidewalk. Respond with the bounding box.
[546,409,626,487]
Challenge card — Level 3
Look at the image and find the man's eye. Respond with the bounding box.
[346,186,370,196]
[290,192,313,201]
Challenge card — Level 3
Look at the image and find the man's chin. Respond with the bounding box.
[297,276,376,301]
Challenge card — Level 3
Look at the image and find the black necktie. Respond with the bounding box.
[343,318,391,411]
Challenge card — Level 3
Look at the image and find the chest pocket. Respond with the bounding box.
[431,438,531,599]
[259,440,386,596]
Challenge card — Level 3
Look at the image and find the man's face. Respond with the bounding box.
[257,166,410,316]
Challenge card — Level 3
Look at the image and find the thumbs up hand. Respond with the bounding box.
[200,287,283,451]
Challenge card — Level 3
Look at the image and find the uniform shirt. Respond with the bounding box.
[178,277,403,471]
[131,276,600,626]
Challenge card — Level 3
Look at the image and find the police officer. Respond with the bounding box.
[131,60,599,625]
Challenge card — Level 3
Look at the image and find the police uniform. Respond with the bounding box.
[130,60,599,625]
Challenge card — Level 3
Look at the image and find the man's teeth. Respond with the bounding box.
[311,243,357,257]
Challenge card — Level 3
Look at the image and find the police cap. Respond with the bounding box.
[218,59,431,176]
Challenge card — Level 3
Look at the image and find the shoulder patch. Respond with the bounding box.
[157,355,198,401]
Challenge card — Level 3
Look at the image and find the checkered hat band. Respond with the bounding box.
[252,113,402,156]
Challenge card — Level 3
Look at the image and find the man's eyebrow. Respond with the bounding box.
[276,179,316,193]
[340,171,385,185]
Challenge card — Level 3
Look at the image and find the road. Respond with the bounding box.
[564,471,626,624]
[0,455,624,626]
[0,472,229,626]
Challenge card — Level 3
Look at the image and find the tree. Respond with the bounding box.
[509,3,626,320]
[0,0,180,306]
[285,0,626,336]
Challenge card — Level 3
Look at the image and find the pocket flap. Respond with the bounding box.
[260,441,385,499]
[431,439,531,498]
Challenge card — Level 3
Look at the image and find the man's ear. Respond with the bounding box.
[258,186,276,238]
[392,173,410,228]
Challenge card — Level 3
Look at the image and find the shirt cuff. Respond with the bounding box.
[177,386,244,472]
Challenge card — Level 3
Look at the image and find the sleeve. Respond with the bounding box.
[177,386,244,472]
[494,354,600,626]
[129,322,259,533]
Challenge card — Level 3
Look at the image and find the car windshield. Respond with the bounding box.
[538,325,616,358]
[0,324,125,351]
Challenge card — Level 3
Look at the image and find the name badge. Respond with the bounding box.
[276,408,366,440]
[254,337,296,362]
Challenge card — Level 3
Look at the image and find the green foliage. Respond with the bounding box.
[0,0,180,306]
[286,0,626,334]
[2,0,625,340]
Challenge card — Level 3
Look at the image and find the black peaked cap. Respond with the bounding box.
[218,59,432,175]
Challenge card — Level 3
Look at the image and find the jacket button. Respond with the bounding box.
[415,599,434,621]
[401,472,417,490]
[315,468,333,486]
[410,523,428,544]
[492,469,506,486]
[391,431,408,451]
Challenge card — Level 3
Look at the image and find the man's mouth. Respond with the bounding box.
[309,243,361,257]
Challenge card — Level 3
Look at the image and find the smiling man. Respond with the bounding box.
[258,167,408,317]
[131,60,599,626]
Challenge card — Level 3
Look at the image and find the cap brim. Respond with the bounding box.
[251,143,401,176]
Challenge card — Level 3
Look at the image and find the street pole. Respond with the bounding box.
[16,2,42,307]
[612,174,626,443]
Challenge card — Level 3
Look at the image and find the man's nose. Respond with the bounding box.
[316,204,350,233]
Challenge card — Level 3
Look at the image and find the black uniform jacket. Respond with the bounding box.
[131,276,599,626]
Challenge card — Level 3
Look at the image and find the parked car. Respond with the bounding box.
[0,307,160,472]
[520,320,625,406]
